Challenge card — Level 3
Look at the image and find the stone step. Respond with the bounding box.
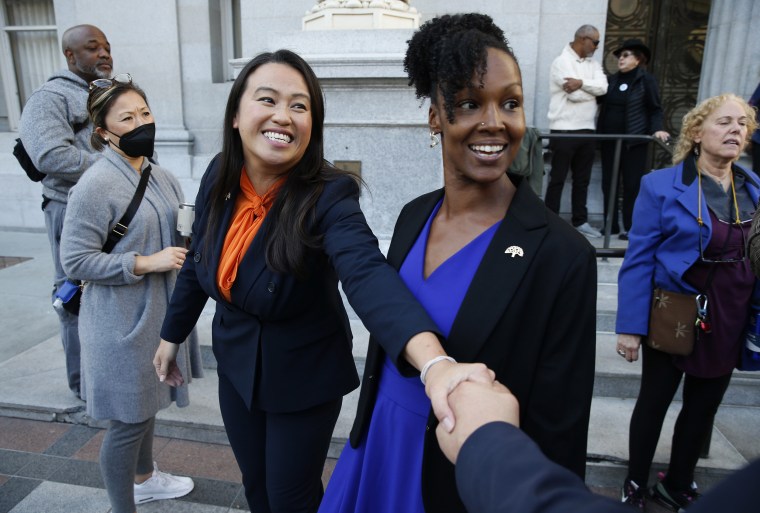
[1,335,756,490]
[594,332,760,406]
[597,259,624,284]
[585,397,757,490]
[195,302,760,407]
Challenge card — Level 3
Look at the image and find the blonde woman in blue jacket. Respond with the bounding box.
[615,93,759,510]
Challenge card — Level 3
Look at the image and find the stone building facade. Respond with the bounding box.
[0,0,758,233]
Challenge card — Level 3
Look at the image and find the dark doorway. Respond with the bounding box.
[603,0,712,166]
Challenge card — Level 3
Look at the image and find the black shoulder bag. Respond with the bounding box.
[57,166,152,315]
[14,121,89,182]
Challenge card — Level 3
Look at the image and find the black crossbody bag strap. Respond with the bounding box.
[102,165,152,254]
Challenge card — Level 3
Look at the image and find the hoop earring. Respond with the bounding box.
[429,131,440,148]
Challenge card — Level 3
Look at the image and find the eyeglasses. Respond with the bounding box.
[696,167,748,263]
[89,73,132,91]
[698,221,748,263]
[619,51,634,59]
[584,37,600,46]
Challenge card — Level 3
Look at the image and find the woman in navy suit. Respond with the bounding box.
[152,50,493,513]
[616,94,759,510]
[319,14,597,513]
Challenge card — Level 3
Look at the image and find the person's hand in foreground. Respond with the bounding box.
[153,339,184,386]
[404,333,496,432]
[435,380,520,464]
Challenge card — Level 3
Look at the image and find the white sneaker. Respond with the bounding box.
[576,222,602,238]
[134,462,194,504]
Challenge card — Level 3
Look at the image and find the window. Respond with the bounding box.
[0,0,57,130]
[210,0,241,83]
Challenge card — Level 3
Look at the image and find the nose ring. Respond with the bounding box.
[480,122,485,126]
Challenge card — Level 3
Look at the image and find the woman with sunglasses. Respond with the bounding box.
[153,49,492,513]
[60,75,201,513]
[616,93,759,510]
[597,39,670,240]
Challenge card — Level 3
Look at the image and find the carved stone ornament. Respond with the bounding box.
[308,0,415,13]
[303,0,418,30]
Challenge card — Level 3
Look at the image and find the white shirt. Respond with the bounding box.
[547,44,608,130]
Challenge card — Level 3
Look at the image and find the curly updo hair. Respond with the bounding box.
[404,13,518,123]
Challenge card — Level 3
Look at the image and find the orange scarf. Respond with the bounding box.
[217,169,286,302]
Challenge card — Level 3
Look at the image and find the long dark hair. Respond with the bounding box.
[205,49,354,277]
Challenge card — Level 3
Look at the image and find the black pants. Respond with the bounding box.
[600,140,649,232]
[544,130,596,227]
[218,371,342,513]
[627,343,732,490]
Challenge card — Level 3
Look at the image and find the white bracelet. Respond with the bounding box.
[420,355,456,385]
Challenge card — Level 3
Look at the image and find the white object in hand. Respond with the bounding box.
[177,203,195,237]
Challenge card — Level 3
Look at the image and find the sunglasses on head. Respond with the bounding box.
[89,73,132,91]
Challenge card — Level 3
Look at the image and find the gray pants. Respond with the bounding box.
[101,416,155,513]
[44,198,81,396]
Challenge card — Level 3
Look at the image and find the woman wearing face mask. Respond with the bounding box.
[597,39,670,239]
[60,75,202,513]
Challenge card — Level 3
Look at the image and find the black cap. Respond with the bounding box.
[613,38,651,63]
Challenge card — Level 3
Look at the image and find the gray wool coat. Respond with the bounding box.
[60,148,203,423]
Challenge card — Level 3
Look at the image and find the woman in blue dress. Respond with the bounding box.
[319,13,598,513]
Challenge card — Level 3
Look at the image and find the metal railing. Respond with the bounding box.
[535,132,674,258]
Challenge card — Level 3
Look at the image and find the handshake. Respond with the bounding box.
[436,380,519,464]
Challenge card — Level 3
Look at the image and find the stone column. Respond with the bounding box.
[699,0,760,101]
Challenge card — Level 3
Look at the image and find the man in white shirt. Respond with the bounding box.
[544,25,608,238]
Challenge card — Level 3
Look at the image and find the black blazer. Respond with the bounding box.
[161,155,439,412]
[597,67,665,141]
[350,177,598,512]
[457,422,760,513]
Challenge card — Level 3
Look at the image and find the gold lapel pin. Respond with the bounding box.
[504,245,524,258]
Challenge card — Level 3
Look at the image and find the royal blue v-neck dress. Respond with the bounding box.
[319,200,500,513]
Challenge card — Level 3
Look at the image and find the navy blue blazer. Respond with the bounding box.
[350,177,598,512]
[457,422,760,513]
[160,155,439,412]
[617,156,760,335]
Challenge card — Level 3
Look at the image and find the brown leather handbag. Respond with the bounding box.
[646,287,697,355]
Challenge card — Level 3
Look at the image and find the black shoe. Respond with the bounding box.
[620,478,646,509]
[618,231,629,240]
[651,480,701,512]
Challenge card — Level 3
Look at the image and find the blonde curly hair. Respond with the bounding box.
[671,93,758,165]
